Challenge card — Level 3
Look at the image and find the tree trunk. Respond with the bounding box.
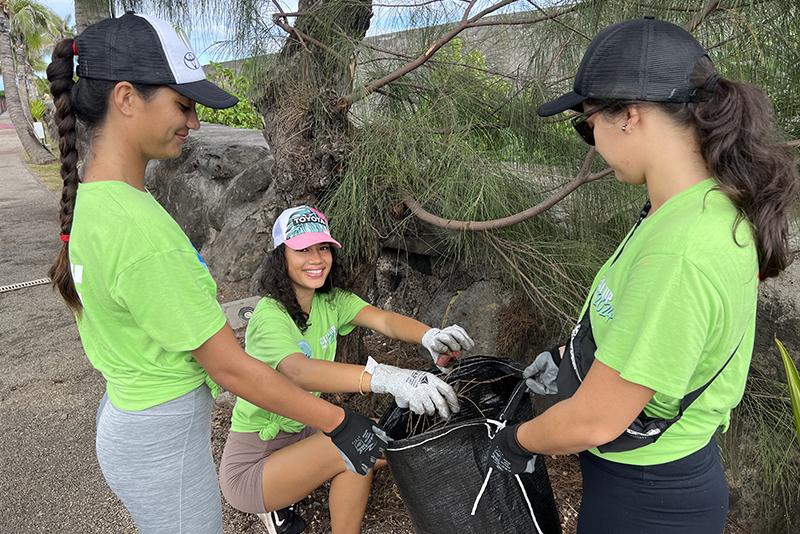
[74,0,111,35]
[257,0,372,218]
[254,0,374,363]
[15,44,33,124]
[0,15,55,164]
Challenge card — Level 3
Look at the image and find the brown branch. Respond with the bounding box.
[272,12,345,62]
[463,0,480,22]
[401,148,614,231]
[684,0,722,33]
[337,4,577,108]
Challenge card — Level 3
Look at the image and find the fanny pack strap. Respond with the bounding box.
[674,330,746,418]
[581,197,748,418]
[609,200,651,267]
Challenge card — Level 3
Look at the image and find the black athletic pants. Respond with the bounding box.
[577,438,728,534]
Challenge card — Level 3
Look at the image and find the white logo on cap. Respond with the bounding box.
[184,52,200,70]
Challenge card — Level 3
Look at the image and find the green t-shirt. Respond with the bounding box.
[70,181,227,411]
[231,289,369,440]
[585,179,758,465]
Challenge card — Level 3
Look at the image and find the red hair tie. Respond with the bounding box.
[72,42,78,56]
[60,235,70,243]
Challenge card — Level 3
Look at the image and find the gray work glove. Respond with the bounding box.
[523,347,561,395]
[421,325,476,372]
[370,364,460,419]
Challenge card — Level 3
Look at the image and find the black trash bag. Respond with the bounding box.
[379,356,562,534]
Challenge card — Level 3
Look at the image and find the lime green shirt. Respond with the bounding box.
[585,180,758,465]
[70,181,227,411]
[231,289,369,440]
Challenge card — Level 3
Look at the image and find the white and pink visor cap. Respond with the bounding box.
[273,206,342,250]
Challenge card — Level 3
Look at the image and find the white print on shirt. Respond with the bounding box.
[320,326,337,349]
[70,262,84,305]
[592,276,614,322]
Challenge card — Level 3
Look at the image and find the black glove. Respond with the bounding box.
[324,407,389,476]
[488,424,537,474]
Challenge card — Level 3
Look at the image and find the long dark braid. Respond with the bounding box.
[46,39,82,316]
[46,39,160,317]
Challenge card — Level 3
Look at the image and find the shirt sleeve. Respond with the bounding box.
[244,299,306,368]
[594,253,723,399]
[113,250,226,353]
[332,289,370,336]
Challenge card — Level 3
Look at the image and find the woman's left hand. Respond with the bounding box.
[370,364,460,419]
[422,325,476,371]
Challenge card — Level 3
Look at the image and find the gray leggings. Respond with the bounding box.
[95,385,223,534]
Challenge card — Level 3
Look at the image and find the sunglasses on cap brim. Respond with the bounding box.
[571,105,605,146]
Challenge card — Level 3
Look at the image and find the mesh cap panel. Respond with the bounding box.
[539,16,711,116]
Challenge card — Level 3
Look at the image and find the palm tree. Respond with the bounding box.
[7,1,62,120]
[73,0,110,34]
[0,0,55,164]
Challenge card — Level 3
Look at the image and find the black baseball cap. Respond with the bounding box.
[537,16,709,117]
[74,12,238,109]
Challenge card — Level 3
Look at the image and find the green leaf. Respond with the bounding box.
[775,336,800,448]
[29,99,45,121]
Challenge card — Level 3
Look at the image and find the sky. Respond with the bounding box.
[2,1,540,91]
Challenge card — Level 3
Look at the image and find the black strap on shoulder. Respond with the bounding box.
[609,200,651,267]
[677,331,746,416]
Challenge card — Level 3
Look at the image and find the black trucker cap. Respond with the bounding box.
[537,16,710,117]
[74,12,239,109]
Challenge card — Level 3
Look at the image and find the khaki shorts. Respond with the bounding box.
[219,426,317,513]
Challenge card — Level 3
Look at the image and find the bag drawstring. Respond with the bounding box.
[471,418,545,534]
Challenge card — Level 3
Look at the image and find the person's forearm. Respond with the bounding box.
[382,312,430,344]
[193,325,344,433]
[225,357,345,432]
[514,397,618,456]
[281,356,375,394]
[515,360,654,455]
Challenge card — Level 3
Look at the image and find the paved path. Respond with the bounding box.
[0,115,137,533]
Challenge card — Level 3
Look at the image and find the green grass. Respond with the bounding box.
[28,161,62,193]
[22,149,62,193]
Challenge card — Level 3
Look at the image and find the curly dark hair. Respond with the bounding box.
[258,243,345,334]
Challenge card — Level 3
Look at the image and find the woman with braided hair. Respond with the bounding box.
[46,13,387,534]
[488,17,799,533]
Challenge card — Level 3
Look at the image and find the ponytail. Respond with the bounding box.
[683,58,799,280]
[592,57,800,280]
[46,39,82,316]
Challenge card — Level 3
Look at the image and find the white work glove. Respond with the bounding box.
[523,348,560,395]
[421,325,476,371]
[370,363,460,419]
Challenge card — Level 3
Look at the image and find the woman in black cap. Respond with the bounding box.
[46,13,387,534]
[488,16,799,533]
